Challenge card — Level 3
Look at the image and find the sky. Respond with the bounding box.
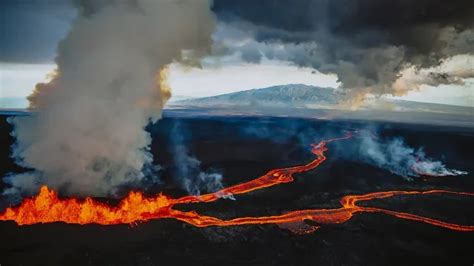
[1,1,473,109]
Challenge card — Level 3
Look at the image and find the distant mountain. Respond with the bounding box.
[178,84,339,108]
[173,84,473,116]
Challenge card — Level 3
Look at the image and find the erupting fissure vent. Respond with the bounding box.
[1,132,473,233]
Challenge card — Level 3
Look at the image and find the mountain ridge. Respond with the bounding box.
[178,84,339,108]
[174,84,473,116]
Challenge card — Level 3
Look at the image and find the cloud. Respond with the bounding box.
[393,54,474,96]
[211,0,474,105]
[0,1,76,63]
[6,0,216,197]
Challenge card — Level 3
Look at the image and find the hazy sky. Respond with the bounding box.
[0,1,473,108]
[2,60,472,108]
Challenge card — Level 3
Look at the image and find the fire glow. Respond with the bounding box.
[1,132,472,233]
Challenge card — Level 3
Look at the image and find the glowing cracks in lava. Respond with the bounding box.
[1,132,473,234]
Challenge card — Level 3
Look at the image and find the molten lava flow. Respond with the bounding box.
[0,186,174,225]
[1,131,473,234]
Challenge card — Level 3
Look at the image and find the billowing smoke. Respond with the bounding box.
[393,55,474,95]
[237,121,467,179]
[211,0,474,106]
[169,122,224,195]
[4,0,215,197]
[357,133,467,178]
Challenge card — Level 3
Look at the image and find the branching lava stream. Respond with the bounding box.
[1,132,473,234]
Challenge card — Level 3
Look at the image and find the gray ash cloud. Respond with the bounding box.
[211,0,474,102]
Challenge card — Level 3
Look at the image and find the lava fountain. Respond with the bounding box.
[1,132,472,234]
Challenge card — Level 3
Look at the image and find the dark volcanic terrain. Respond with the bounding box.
[0,111,473,266]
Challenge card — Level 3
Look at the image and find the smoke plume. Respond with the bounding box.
[5,0,215,197]
[238,121,467,179]
[169,122,225,196]
[393,55,474,95]
[211,0,474,106]
[357,133,467,178]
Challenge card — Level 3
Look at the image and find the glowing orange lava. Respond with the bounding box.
[1,131,473,234]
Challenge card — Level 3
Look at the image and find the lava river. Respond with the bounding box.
[1,132,473,234]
